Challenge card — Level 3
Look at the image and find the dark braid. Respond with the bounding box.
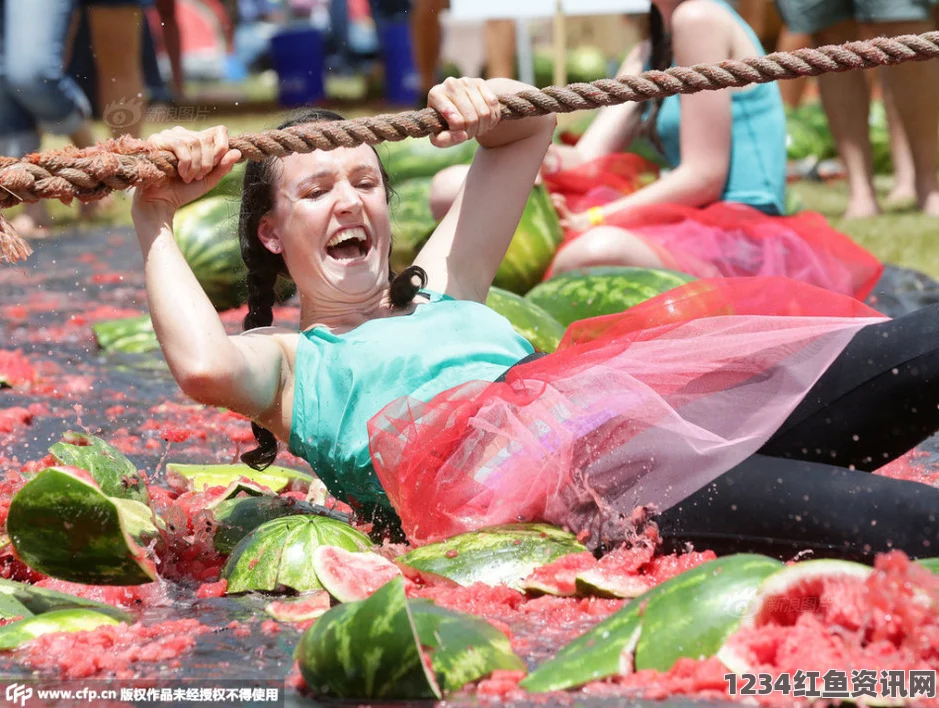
[638,4,672,156]
[238,107,426,470]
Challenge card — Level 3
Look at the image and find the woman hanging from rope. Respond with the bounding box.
[430,0,884,301]
[132,74,939,564]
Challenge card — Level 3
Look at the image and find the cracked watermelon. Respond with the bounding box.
[166,462,316,495]
[520,554,783,692]
[396,523,586,591]
[49,432,149,505]
[485,286,565,353]
[525,266,697,327]
[221,515,372,594]
[7,466,161,585]
[173,197,295,311]
[311,546,402,603]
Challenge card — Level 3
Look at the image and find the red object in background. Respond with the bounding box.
[146,0,232,58]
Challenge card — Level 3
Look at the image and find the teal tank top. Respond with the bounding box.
[288,290,535,509]
[649,0,788,215]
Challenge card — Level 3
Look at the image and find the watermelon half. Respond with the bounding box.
[92,315,159,354]
[7,467,161,585]
[493,186,565,295]
[311,546,403,603]
[221,515,372,594]
[525,266,697,328]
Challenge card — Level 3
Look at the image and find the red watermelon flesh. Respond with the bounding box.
[311,546,404,603]
[718,551,939,701]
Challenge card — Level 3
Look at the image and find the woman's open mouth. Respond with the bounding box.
[325,226,372,262]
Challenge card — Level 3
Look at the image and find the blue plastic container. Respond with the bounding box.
[377,20,420,106]
[270,26,326,107]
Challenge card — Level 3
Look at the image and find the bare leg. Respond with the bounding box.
[88,6,147,138]
[862,20,939,216]
[776,27,811,108]
[812,20,879,219]
[411,0,446,96]
[549,227,667,275]
[155,0,184,99]
[880,70,917,207]
[483,19,515,79]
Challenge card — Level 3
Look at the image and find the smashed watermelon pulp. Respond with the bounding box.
[3,207,939,702]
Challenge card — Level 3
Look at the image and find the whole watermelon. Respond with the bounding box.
[493,185,565,295]
[378,136,478,185]
[390,178,437,273]
[485,286,565,353]
[525,266,696,327]
[172,197,295,311]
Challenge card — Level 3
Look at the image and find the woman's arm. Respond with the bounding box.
[556,5,733,231]
[413,77,557,303]
[132,127,289,425]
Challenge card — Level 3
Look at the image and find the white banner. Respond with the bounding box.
[448,0,651,21]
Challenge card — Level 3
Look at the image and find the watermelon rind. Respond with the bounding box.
[520,554,781,693]
[525,266,697,328]
[221,515,372,594]
[210,495,336,555]
[410,598,526,693]
[0,578,132,622]
[396,523,587,591]
[0,595,32,620]
[485,286,566,353]
[264,591,332,622]
[573,570,653,599]
[0,608,122,651]
[49,432,149,505]
[166,462,315,495]
[310,546,402,603]
[389,177,437,273]
[7,467,160,585]
[915,557,939,575]
[377,136,478,185]
[91,315,159,354]
[294,576,442,700]
[632,554,784,672]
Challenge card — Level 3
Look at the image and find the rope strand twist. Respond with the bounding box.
[2,29,939,263]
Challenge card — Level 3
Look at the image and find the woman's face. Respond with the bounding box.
[259,144,392,307]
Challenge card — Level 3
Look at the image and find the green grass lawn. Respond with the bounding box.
[11,109,939,281]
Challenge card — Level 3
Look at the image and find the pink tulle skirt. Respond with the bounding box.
[368,278,888,549]
[542,155,884,302]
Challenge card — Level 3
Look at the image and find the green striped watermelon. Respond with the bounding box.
[0,578,132,621]
[221,515,372,594]
[7,467,161,585]
[524,266,697,328]
[92,315,159,354]
[172,197,295,311]
[485,286,565,353]
[49,432,149,505]
[390,177,436,273]
[519,553,783,693]
[377,136,478,186]
[0,609,123,651]
[396,523,586,590]
[493,185,565,295]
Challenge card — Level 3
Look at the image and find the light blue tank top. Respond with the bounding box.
[288,290,535,509]
[650,0,788,215]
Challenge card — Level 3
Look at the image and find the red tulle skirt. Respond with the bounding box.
[542,155,884,302]
[368,278,887,549]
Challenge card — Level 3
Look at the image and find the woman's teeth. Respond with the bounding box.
[327,227,367,248]
[326,227,369,260]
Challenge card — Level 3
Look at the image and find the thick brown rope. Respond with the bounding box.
[3,29,939,264]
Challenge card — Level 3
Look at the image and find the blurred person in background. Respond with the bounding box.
[411,0,516,105]
[0,0,98,236]
[774,0,939,218]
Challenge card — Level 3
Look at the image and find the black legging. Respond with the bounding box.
[654,302,939,562]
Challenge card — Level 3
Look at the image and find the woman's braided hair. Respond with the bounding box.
[638,4,673,155]
[238,108,426,470]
